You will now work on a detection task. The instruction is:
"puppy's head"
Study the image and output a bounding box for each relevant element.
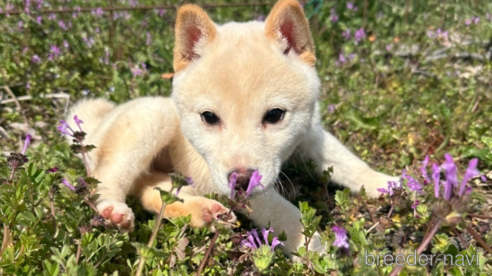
[171,0,320,195]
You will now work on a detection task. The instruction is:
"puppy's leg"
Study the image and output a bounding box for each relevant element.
[247,188,324,255]
[297,125,397,197]
[132,172,236,229]
[92,98,179,230]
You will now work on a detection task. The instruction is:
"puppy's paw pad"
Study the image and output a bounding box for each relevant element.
[202,201,236,224]
[97,200,135,231]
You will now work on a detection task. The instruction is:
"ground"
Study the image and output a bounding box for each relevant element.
[0,0,491,275]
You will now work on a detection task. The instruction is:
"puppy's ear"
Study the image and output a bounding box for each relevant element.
[174,4,217,72]
[265,0,316,66]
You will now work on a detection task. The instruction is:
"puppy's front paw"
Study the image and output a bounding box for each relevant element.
[97,200,135,231]
[164,197,236,230]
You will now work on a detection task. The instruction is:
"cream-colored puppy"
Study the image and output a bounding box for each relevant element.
[66,0,394,255]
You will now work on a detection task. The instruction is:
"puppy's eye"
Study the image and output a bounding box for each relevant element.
[201,111,220,125]
[263,108,285,124]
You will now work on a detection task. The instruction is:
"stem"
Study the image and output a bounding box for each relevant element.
[196,208,233,276]
[49,189,57,232]
[1,168,17,261]
[0,166,18,262]
[75,241,82,264]
[467,213,492,220]
[0,226,11,258]
[78,142,91,176]
[366,222,380,233]
[196,231,221,276]
[83,196,98,213]
[135,188,171,276]
[8,168,16,182]
[465,223,492,255]
[453,229,468,248]
[387,204,395,218]
[388,218,443,276]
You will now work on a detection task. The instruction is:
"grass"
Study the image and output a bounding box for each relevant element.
[1,0,492,275]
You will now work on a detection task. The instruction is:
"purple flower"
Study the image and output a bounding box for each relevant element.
[332,225,349,249]
[57,120,75,137]
[354,28,366,42]
[348,53,356,60]
[62,179,76,191]
[47,167,58,173]
[242,228,284,252]
[481,175,487,182]
[131,64,145,76]
[18,21,24,31]
[31,55,41,64]
[36,0,43,9]
[48,45,61,61]
[48,13,56,20]
[36,16,42,24]
[411,200,420,210]
[406,175,424,194]
[21,135,32,155]
[473,17,480,24]
[327,104,336,114]
[386,44,392,51]
[185,176,196,188]
[176,176,196,196]
[74,115,83,132]
[331,14,339,23]
[420,155,430,182]
[77,177,87,187]
[25,0,31,13]
[146,32,152,46]
[432,163,440,198]
[82,36,95,48]
[377,180,396,196]
[261,227,273,246]
[92,8,104,17]
[243,229,259,249]
[228,172,237,199]
[436,28,448,38]
[256,14,265,21]
[155,9,166,17]
[342,29,351,40]
[72,8,80,19]
[245,170,264,198]
[270,237,284,252]
[338,53,346,64]
[458,158,478,196]
[58,20,67,30]
[442,154,458,187]
[347,3,357,10]
[82,89,90,96]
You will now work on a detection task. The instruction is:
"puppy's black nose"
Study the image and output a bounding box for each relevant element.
[228,168,254,191]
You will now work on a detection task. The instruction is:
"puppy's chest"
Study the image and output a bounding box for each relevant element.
[152,147,174,173]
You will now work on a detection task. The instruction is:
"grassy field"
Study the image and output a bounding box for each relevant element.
[1,0,492,275]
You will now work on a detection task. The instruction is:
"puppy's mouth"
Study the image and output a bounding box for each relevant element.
[227,169,265,199]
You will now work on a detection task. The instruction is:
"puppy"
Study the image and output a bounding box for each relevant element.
[65,0,395,255]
